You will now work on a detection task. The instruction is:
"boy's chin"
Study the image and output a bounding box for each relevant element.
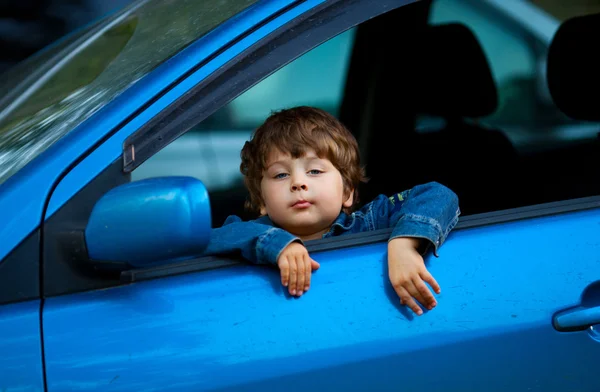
[282,219,329,237]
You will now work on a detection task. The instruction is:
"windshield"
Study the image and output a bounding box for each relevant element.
[0,0,258,185]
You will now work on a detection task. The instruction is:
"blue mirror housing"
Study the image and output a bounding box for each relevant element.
[85,177,211,268]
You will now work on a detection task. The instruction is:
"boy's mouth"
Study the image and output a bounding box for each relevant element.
[291,200,312,209]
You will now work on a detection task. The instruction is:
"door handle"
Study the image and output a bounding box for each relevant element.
[553,306,600,332]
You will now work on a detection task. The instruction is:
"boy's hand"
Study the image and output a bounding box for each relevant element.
[277,242,320,297]
[388,237,441,315]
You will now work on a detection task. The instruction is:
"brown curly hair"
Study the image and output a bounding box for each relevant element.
[240,106,367,215]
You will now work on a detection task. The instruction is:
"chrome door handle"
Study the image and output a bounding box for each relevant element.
[553,306,600,332]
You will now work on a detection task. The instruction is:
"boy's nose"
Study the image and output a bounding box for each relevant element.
[291,183,308,192]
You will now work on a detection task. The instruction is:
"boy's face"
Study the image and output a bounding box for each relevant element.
[260,149,354,240]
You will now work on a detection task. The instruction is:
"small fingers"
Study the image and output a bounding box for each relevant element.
[396,285,423,316]
[405,280,427,311]
[421,270,441,294]
[413,278,437,309]
[296,255,306,296]
[310,258,320,271]
[303,255,312,292]
[279,257,289,287]
[288,258,298,296]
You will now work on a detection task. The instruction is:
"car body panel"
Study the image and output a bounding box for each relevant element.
[0,0,310,263]
[0,301,44,392]
[43,209,600,390]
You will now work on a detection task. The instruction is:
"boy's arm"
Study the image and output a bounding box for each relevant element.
[202,215,301,265]
[203,216,317,297]
[378,181,460,255]
[372,182,459,315]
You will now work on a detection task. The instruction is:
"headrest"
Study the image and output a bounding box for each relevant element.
[412,23,498,118]
[547,13,600,121]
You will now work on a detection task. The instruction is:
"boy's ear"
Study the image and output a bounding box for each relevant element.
[343,189,354,208]
[259,205,267,215]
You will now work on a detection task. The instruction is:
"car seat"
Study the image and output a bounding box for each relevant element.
[547,13,600,123]
[348,23,520,215]
[542,12,600,202]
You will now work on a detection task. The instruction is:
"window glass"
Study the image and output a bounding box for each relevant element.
[133,28,357,192]
[428,0,599,153]
[224,28,355,127]
[430,0,537,129]
[0,0,258,185]
[420,0,600,213]
[134,0,600,223]
[528,0,600,21]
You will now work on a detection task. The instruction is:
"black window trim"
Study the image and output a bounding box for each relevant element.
[0,230,40,305]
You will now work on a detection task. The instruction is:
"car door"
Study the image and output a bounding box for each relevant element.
[0,235,44,392]
[39,2,600,392]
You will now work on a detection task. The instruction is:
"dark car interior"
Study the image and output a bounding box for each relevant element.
[208,0,600,227]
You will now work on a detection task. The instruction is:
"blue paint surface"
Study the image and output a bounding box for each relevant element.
[86,177,212,266]
[0,301,44,392]
[43,209,600,390]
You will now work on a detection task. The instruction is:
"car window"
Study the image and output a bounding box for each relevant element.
[0,0,258,186]
[427,0,599,153]
[133,28,357,192]
[203,27,356,129]
[404,0,600,215]
[429,0,539,129]
[528,0,600,20]
[133,0,600,226]
[0,18,104,106]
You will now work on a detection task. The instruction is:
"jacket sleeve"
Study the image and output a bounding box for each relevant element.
[201,215,301,265]
[371,182,460,256]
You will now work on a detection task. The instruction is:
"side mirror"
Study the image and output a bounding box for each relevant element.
[85,177,211,268]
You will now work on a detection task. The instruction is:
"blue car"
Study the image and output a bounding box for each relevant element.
[1,0,599,390]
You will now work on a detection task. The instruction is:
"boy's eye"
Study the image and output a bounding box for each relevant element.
[308,169,323,175]
[274,173,289,179]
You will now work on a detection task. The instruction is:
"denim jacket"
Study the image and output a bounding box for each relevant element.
[203,181,460,265]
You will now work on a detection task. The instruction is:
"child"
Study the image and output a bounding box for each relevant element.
[203,106,460,316]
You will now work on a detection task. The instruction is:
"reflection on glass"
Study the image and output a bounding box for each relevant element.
[0,0,258,185]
